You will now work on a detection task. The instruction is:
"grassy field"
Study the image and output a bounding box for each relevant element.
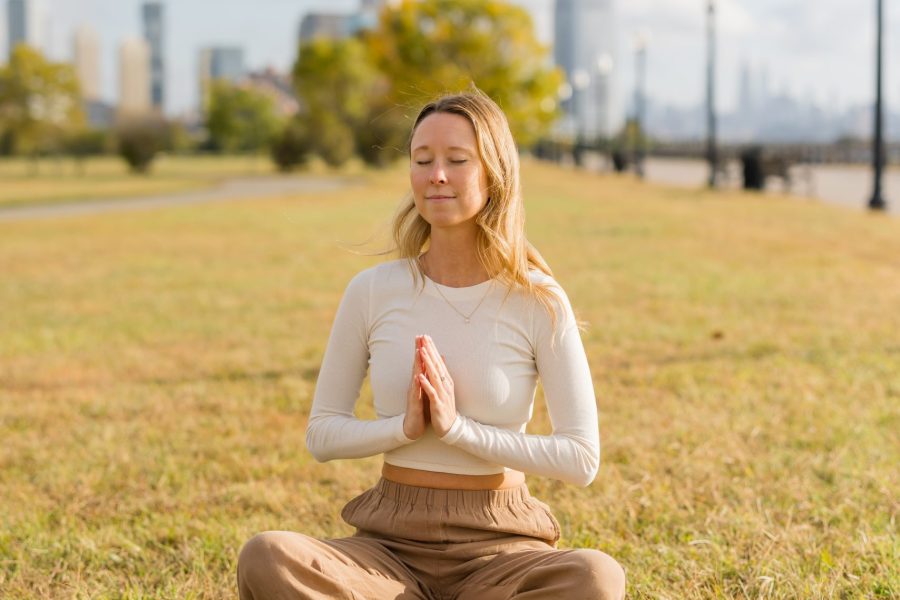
[0,155,278,208]
[1,160,897,598]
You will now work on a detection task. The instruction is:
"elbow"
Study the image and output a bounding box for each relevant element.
[304,421,331,463]
[572,460,599,487]
[566,439,600,487]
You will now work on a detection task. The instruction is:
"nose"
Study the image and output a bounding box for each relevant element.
[430,163,448,185]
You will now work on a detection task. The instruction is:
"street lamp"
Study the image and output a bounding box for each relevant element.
[633,31,650,179]
[706,0,718,188]
[869,0,887,210]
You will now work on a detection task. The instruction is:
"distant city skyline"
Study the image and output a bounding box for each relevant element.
[1,0,898,136]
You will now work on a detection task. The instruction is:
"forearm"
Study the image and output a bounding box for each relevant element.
[305,412,412,462]
[440,416,599,486]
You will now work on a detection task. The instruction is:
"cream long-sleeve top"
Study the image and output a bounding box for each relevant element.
[305,259,600,486]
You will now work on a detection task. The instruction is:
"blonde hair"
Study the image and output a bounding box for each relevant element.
[390,89,562,328]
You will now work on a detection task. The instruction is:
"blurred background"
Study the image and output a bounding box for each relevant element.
[1,0,898,213]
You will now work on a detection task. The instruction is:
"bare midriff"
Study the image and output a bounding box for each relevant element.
[382,463,526,490]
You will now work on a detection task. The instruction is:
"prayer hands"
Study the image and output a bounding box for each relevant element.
[402,335,458,440]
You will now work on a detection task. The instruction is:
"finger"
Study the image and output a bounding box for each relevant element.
[420,348,440,385]
[418,373,436,399]
[424,336,449,377]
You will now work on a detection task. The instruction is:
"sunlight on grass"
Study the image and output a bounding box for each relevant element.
[1,160,898,598]
[0,155,275,208]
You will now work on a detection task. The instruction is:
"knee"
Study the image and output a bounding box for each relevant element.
[237,531,292,585]
[569,549,626,600]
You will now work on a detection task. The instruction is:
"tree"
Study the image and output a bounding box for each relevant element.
[65,128,110,175]
[270,119,312,172]
[205,80,281,153]
[292,37,383,167]
[116,114,167,174]
[367,0,561,147]
[0,45,85,158]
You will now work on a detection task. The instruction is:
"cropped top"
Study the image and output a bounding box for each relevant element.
[305,259,600,486]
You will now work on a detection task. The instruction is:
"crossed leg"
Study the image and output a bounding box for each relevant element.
[237,530,431,600]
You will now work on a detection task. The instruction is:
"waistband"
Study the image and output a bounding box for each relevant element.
[373,477,533,509]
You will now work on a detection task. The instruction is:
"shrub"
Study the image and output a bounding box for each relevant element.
[116,115,167,174]
[270,119,312,172]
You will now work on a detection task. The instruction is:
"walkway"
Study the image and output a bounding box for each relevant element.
[0,174,357,222]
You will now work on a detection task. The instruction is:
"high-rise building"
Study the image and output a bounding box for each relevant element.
[553,0,616,139]
[298,13,353,46]
[5,0,48,59]
[6,0,28,58]
[73,25,100,101]
[142,2,165,110]
[119,36,151,114]
[198,46,246,108]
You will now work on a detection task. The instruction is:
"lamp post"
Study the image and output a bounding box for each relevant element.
[706,0,718,188]
[869,0,887,210]
[633,32,649,179]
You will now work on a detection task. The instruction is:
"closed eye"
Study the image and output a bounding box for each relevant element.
[450,159,468,164]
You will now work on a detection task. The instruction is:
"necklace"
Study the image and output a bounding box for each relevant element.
[418,256,493,324]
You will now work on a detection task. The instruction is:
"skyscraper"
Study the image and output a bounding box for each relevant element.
[6,0,28,58]
[298,13,353,46]
[553,0,616,139]
[142,1,165,110]
[197,46,246,108]
[74,25,100,101]
[119,36,151,115]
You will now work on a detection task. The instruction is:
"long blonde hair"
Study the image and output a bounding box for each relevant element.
[391,89,562,328]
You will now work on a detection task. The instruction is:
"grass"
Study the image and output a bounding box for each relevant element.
[0,159,898,598]
[0,155,277,208]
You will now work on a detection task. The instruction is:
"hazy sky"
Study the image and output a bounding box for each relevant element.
[2,0,897,120]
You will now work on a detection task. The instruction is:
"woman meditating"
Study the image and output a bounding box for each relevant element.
[237,90,626,599]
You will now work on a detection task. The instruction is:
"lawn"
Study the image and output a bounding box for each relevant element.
[0,155,275,208]
[0,160,897,598]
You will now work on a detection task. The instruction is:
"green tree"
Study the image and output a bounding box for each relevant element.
[0,45,84,158]
[367,0,561,147]
[292,37,384,167]
[116,114,167,174]
[205,81,281,153]
[65,128,110,176]
[270,119,313,172]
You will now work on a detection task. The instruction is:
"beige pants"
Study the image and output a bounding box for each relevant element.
[238,479,625,599]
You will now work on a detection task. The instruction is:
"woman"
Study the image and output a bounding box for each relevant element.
[238,90,626,599]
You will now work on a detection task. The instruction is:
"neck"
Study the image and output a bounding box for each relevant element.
[421,227,489,288]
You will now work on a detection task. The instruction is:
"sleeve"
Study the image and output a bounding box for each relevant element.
[305,269,415,462]
[439,283,600,486]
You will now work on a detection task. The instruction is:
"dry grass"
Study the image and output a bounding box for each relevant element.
[0,160,897,598]
[0,155,275,208]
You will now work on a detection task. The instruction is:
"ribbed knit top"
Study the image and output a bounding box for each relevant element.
[305,259,600,486]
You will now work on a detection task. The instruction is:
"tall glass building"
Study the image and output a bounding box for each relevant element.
[6,0,28,59]
[142,1,165,110]
[554,0,616,140]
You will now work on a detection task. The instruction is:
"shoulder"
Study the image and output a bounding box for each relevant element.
[526,269,568,303]
[525,269,578,335]
[343,259,416,298]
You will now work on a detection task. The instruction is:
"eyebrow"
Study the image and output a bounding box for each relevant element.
[411,145,475,154]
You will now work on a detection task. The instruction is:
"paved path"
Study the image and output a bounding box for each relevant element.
[0,174,357,222]
[641,157,899,216]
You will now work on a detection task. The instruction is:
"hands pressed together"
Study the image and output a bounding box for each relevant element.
[403,335,458,440]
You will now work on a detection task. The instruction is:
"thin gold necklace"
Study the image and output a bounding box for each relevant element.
[418,256,493,324]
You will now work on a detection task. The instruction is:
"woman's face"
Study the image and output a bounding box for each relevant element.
[410,112,489,230]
